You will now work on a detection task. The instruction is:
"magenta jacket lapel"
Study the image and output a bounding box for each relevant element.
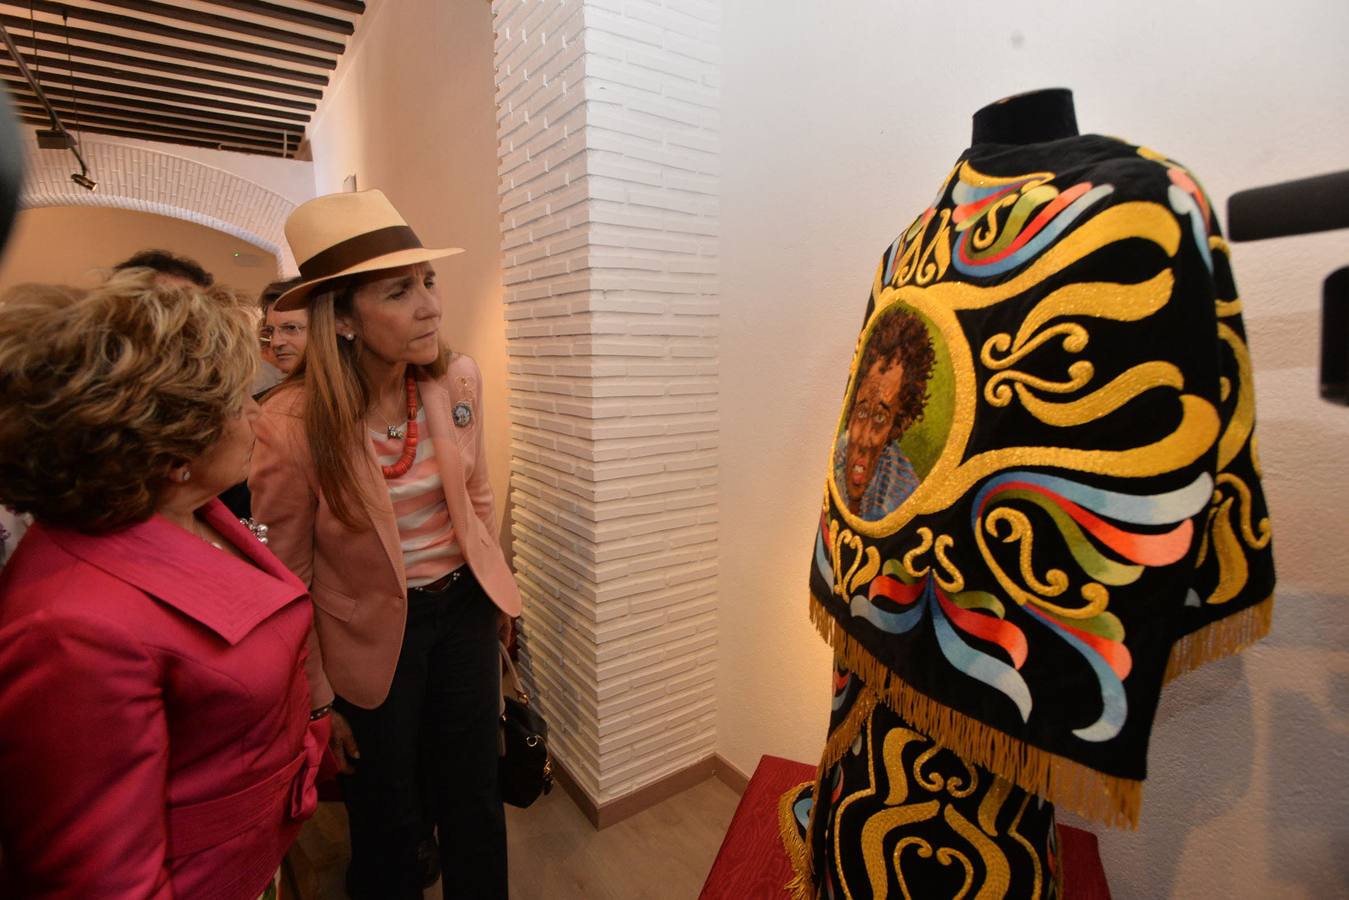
[50,499,308,645]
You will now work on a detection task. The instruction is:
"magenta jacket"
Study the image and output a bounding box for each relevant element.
[0,499,327,900]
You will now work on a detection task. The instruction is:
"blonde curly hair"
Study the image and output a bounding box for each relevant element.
[0,269,257,532]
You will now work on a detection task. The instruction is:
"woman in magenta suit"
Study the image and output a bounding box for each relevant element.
[0,272,328,899]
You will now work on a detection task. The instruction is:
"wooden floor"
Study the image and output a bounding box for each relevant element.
[292,776,742,900]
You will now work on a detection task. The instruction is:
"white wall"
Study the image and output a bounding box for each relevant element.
[306,0,512,538]
[717,1,1349,898]
[0,206,279,296]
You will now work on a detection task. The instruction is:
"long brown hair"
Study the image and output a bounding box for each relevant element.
[290,271,448,528]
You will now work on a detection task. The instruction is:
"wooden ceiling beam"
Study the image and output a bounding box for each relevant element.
[0,34,323,100]
[13,95,297,148]
[186,0,356,36]
[88,0,351,51]
[18,111,288,157]
[271,0,365,13]
[0,14,331,85]
[0,58,311,120]
[0,4,337,71]
[3,75,309,130]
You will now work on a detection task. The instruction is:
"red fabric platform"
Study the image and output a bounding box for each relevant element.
[700,755,1111,900]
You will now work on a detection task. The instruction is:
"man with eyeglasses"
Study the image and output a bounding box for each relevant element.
[220,278,303,519]
[260,279,309,376]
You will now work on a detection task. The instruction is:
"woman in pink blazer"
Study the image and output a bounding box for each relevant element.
[249,190,522,900]
[0,273,327,899]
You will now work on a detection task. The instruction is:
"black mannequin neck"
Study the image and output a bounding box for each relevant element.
[971,88,1079,145]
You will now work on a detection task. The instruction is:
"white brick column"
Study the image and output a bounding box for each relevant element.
[492,0,719,812]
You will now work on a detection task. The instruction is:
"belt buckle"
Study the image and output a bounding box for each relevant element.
[423,567,463,593]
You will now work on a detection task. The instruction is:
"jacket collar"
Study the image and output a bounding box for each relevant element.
[48,499,308,645]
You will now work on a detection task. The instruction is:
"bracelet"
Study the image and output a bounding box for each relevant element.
[309,703,333,721]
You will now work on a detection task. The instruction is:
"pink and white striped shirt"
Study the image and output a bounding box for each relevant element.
[370,403,464,588]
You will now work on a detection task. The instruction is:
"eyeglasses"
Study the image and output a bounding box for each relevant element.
[259,323,306,348]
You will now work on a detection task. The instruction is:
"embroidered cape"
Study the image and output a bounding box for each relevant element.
[806,134,1275,828]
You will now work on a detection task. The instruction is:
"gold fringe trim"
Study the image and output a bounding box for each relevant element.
[810,593,1144,830]
[818,685,881,782]
[1164,595,1274,684]
[779,780,817,900]
[794,676,881,882]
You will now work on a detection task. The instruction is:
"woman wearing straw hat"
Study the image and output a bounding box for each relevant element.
[250,190,521,899]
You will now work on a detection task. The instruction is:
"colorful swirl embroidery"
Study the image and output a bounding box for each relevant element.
[949,164,1114,277]
[970,470,1212,741]
[817,517,1034,723]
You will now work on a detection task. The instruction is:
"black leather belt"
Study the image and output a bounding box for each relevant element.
[413,566,467,594]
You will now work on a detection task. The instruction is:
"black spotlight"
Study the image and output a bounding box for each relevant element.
[70,171,96,191]
[36,128,72,150]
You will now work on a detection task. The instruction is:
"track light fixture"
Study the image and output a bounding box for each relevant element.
[0,20,95,192]
[35,129,71,150]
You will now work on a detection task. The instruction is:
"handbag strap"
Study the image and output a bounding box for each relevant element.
[500,641,529,704]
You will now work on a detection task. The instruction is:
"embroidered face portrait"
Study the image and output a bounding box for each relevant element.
[835,306,936,520]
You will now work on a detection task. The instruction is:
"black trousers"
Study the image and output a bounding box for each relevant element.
[336,571,507,900]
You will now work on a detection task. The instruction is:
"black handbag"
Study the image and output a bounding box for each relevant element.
[499,643,553,808]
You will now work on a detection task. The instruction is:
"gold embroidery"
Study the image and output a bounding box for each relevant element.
[933,535,966,593]
[1216,473,1273,550]
[945,805,1012,899]
[833,720,882,900]
[1015,361,1184,429]
[951,394,1218,497]
[921,203,1181,312]
[958,161,1056,190]
[985,360,1095,407]
[882,728,929,805]
[902,527,935,580]
[976,776,1012,837]
[982,322,1088,371]
[1216,323,1255,471]
[912,743,979,799]
[1006,794,1044,899]
[975,505,1117,622]
[985,508,1070,599]
[894,210,954,288]
[853,546,882,594]
[862,802,941,897]
[1013,271,1174,350]
[1206,497,1247,605]
[1196,474,1270,605]
[893,837,938,900]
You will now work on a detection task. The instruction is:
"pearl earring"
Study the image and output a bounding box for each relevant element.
[179,469,191,482]
[343,333,355,342]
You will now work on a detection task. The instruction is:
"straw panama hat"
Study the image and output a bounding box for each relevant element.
[273,189,463,311]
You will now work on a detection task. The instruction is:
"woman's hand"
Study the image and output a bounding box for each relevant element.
[328,709,360,774]
[497,609,514,645]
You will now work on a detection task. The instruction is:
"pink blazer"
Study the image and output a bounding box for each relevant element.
[0,500,326,900]
[249,354,522,710]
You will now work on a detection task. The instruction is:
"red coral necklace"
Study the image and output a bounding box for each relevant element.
[376,377,419,479]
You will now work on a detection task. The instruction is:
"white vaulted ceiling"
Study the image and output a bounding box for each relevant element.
[0,0,367,158]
